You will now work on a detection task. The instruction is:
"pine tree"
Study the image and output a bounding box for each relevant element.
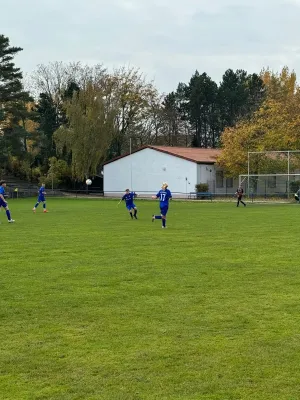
[187,71,219,148]
[0,34,29,106]
[0,34,32,166]
[218,69,265,130]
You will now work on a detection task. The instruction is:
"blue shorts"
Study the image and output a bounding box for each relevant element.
[126,203,136,210]
[0,199,7,208]
[160,206,169,216]
[38,196,45,202]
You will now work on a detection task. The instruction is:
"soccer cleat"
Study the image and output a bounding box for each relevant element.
[8,219,15,223]
[32,208,36,213]
[152,215,155,222]
[43,210,48,213]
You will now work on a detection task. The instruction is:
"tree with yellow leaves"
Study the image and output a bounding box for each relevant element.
[218,67,300,177]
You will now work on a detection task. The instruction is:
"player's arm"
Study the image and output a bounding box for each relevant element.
[152,192,160,199]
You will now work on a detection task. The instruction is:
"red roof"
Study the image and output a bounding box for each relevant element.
[103,145,221,165]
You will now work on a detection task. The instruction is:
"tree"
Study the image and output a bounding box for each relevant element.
[107,67,158,157]
[31,62,106,102]
[0,35,29,105]
[35,93,59,160]
[43,156,72,188]
[218,67,300,177]
[186,71,219,148]
[218,69,265,131]
[0,34,32,167]
[160,92,181,146]
[54,82,116,180]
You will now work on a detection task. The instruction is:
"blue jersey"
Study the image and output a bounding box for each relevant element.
[122,192,136,206]
[0,186,7,207]
[156,189,172,207]
[39,187,45,196]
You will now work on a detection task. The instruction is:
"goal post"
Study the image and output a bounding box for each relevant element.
[241,150,300,199]
[239,174,300,199]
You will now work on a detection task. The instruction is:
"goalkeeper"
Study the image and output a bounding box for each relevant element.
[295,188,300,203]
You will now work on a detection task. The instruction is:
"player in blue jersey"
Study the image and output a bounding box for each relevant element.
[152,182,172,228]
[0,180,15,223]
[121,189,138,219]
[33,183,48,213]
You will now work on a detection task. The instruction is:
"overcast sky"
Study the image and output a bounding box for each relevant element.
[2,0,300,93]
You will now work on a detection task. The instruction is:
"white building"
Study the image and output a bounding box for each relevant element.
[103,146,238,197]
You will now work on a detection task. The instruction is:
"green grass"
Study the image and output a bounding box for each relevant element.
[1,198,300,400]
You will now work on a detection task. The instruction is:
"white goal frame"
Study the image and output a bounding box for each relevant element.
[241,150,300,198]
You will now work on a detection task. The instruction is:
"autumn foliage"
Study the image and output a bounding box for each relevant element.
[218,67,300,176]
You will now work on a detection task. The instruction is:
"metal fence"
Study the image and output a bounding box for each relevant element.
[5,186,297,202]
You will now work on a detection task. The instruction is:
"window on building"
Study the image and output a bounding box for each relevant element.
[226,177,233,188]
[216,171,224,188]
[268,176,276,188]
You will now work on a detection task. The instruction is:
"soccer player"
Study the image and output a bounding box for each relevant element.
[296,187,300,204]
[121,189,138,219]
[0,180,15,223]
[33,183,48,213]
[235,185,246,207]
[152,182,172,228]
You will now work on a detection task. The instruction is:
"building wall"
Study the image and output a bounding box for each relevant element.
[251,176,297,196]
[197,164,238,194]
[104,148,198,196]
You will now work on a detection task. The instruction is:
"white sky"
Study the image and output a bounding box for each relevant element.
[2,0,300,93]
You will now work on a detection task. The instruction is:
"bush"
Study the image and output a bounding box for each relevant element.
[31,167,42,183]
[195,183,209,192]
[41,157,72,189]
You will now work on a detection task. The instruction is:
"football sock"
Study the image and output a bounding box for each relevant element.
[6,210,11,221]
[134,209,137,218]
[162,218,166,227]
[43,203,46,209]
[34,202,39,208]
[130,212,133,219]
[155,215,162,219]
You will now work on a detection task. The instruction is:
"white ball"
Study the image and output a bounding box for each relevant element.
[86,179,92,186]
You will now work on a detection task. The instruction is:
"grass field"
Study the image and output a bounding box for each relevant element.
[1,198,300,400]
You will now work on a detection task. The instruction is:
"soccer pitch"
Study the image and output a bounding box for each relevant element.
[1,198,300,400]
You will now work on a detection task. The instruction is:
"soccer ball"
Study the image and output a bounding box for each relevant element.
[86,179,92,186]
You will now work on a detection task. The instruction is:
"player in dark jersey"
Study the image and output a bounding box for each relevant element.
[296,188,300,203]
[235,185,246,207]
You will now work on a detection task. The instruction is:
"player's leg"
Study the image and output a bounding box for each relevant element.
[4,205,14,222]
[33,200,40,211]
[161,207,168,228]
[42,200,48,213]
[240,197,246,207]
[237,196,240,207]
[127,205,133,219]
[133,204,137,219]
[152,207,162,222]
